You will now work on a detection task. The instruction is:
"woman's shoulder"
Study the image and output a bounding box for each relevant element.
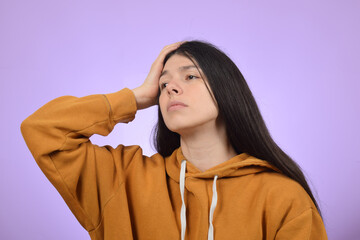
[258,171,312,198]
[254,170,319,214]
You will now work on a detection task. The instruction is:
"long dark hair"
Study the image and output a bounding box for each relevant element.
[153,40,321,216]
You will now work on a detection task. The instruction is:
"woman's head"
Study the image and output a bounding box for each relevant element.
[154,40,255,156]
[153,40,322,216]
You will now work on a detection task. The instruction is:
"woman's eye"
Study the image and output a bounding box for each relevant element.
[187,75,198,80]
[161,82,168,89]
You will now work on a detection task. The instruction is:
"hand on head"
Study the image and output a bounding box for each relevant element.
[132,41,186,110]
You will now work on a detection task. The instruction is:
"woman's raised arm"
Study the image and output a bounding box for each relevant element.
[21,88,140,231]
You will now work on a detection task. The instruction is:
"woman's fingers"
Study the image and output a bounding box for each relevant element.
[149,41,185,81]
[133,41,185,109]
[152,41,185,69]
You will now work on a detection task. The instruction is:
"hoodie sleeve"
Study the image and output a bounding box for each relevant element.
[275,208,328,239]
[20,88,140,232]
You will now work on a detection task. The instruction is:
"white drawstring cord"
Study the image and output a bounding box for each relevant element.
[208,175,218,240]
[180,160,187,240]
[180,160,218,240]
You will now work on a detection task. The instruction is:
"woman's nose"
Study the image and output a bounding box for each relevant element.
[166,81,182,95]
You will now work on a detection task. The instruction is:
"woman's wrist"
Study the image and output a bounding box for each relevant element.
[131,87,149,110]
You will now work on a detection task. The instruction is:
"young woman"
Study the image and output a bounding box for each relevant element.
[21,41,327,239]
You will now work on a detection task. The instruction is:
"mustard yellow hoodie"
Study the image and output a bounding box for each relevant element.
[21,88,327,240]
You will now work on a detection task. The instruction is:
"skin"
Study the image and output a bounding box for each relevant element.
[132,42,237,172]
[158,54,218,135]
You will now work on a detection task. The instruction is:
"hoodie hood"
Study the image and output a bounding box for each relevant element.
[165,146,281,182]
[165,147,281,240]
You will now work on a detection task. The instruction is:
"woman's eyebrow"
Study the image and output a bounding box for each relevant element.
[160,65,198,78]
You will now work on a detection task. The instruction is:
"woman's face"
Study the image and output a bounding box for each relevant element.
[159,54,219,135]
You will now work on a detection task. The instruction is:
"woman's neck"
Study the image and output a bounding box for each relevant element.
[179,120,237,172]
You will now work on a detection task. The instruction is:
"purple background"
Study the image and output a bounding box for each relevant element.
[1,0,359,239]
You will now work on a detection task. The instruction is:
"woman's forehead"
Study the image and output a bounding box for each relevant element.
[163,54,203,76]
[164,54,196,68]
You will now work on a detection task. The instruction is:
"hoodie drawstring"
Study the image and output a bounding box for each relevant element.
[180,160,187,240]
[180,160,218,240]
[208,174,218,240]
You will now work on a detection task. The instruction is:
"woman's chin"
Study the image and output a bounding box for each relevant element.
[167,125,200,137]
[166,123,192,135]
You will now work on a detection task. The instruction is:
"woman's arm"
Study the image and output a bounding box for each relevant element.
[21,88,139,231]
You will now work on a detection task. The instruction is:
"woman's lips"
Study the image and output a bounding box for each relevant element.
[167,101,188,111]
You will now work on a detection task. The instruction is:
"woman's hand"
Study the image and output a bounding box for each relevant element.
[132,41,184,110]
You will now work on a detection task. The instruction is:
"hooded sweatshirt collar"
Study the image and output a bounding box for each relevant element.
[165,146,280,182]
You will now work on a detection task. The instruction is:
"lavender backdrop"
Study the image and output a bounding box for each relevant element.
[1,0,359,239]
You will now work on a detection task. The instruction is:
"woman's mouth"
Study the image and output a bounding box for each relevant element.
[167,101,188,111]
